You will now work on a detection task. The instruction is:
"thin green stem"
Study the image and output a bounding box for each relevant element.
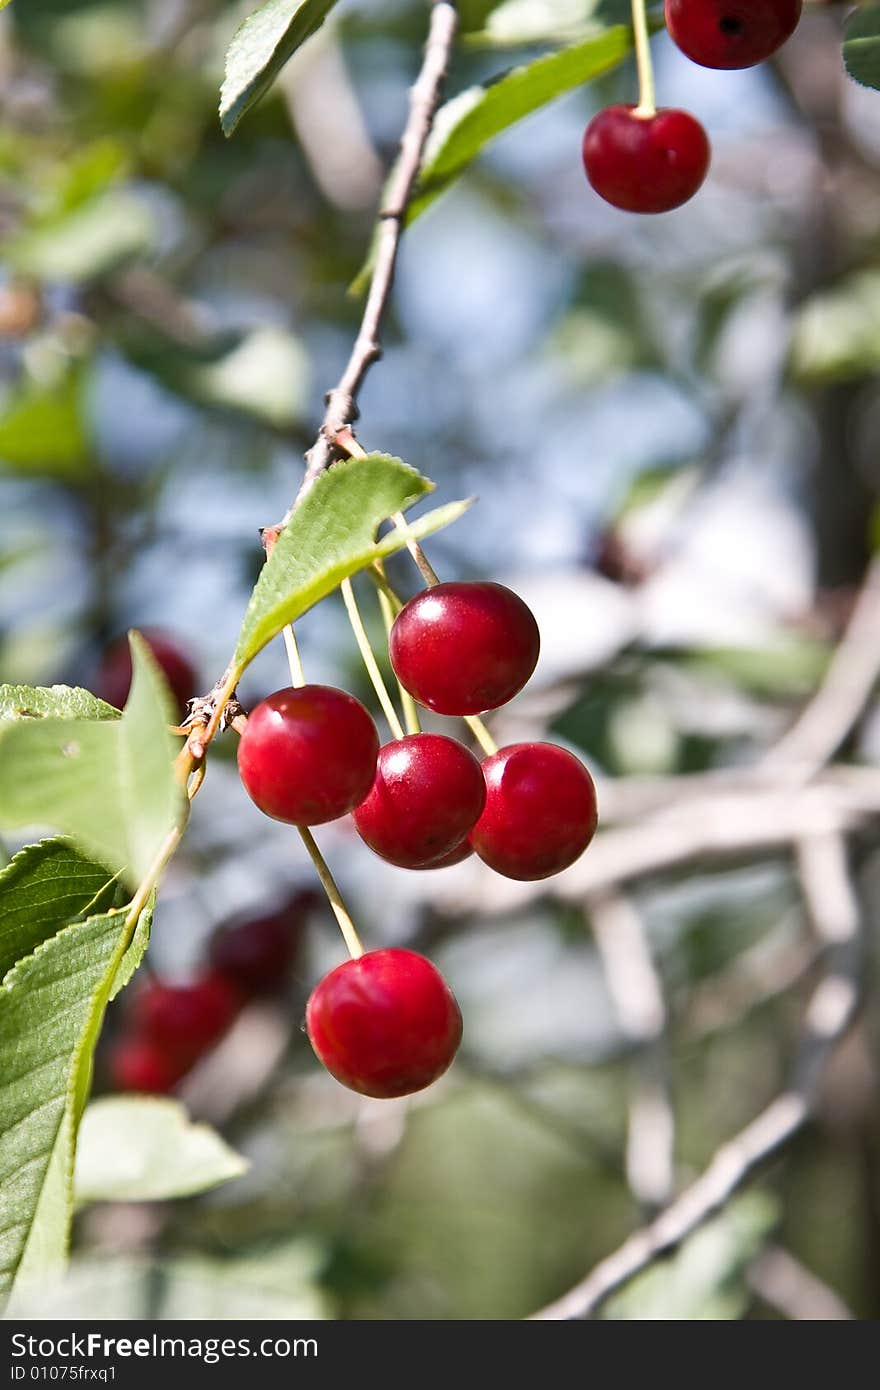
[341,576,405,740]
[283,625,306,688]
[378,585,421,735]
[631,0,656,117]
[464,715,498,758]
[298,827,364,959]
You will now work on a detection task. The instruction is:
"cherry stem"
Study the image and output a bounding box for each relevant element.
[631,0,656,118]
[376,579,421,735]
[283,625,306,688]
[341,576,406,740]
[297,826,365,959]
[464,715,498,758]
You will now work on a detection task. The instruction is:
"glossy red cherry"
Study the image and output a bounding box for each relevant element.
[132,971,240,1064]
[390,582,539,716]
[352,733,486,869]
[470,743,598,881]
[238,685,379,826]
[108,1036,186,1094]
[210,896,309,997]
[94,629,196,719]
[306,948,462,1098]
[582,105,710,214]
[666,0,801,69]
[412,839,474,871]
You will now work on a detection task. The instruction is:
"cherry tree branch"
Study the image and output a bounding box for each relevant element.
[531,832,862,1319]
[292,0,459,510]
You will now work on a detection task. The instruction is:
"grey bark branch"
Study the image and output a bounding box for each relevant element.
[292,1,458,512]
[531,832,862,1320]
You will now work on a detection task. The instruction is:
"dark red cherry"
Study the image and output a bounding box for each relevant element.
[210,896,309,997]
[306,948,462,1098]
[131,971,240,1064]
[412,839,474,870]
[389,581,539,716]
[238,685,379,826]
[666,0,801,69]
[108,1036,186,1094]
[470,743,598,881]
[582,105,710,214]
[352,733,486,869]
[94,629,196,719]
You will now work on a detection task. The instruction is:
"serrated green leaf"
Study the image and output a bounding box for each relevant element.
[220,0,340,136]
[350,27,632,295]
[232,453,470,670]
[0,366,92,483]
[0,840,118,983]
[843,4,880,90]
[74,1097,248,1205]
[0,685,120,724]
[0,636,184,889]
[0,906,133,1302]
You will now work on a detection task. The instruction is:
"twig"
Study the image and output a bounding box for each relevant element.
[747,1244,854,1321]
[293,1,459,507]
[531,832,862,1319]
[589,892,673,1212]
[762,556,880,781]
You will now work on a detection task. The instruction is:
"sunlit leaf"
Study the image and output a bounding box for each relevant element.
[221,0,340,136]
[75,1098,247,1204]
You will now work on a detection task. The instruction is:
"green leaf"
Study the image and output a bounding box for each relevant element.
[351,27,632,293]
[0,906,133,1302]
[233,453,470,671]
[7,190,160,284]
[0,366,92,483]
[221,0,340,136]
[602,1194,778,1320]
[843,4,880,90]
[74,1097,248,1205]
[0,840,118,983]
[0,636,184,889]
[129,325,311,429]
[0,685,120,724]
[790,271,880,383]
[473,0,637,46]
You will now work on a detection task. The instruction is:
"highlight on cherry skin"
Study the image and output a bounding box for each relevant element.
[237,684,379,825]
[582,105,711,215]
[665,0,801,70]
[352,733,486,869]
[306,948,463,1099]
[389,581,540,716]
[470,742,599,882]
[93,627,197,720]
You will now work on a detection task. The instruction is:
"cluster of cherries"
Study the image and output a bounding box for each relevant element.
[92,581,598,1102]
[107,892,313,1094]
[582,0,802,213]
[236,580,598,1099]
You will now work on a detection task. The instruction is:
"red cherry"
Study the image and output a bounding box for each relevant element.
[470,743,598,881]
[412,839,474,871]
[390,582,540,716]
[131,971,241,1064]
[306,948,462,1098]
[238,685,379,826]
[582,105,710,214]
[665,0,801,69]
[94,629,196,720]
[352,733,486,869]
[210,897,308,996]
[108,1036,186,1094]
